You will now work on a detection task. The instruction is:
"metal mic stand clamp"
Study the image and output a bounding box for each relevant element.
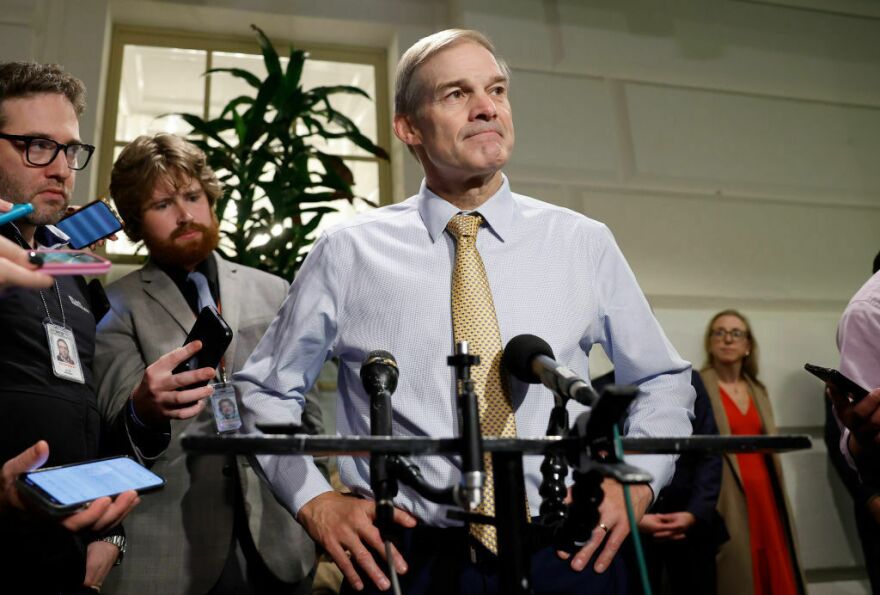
[377,342,488,516]
[538,385,654,551]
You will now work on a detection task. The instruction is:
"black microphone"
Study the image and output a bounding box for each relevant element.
[449,341,485,511]
[502,334,599,407]
[361,350,399,535]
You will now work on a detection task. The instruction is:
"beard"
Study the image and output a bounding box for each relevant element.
[144,219,220,270]
[0,169,69,226]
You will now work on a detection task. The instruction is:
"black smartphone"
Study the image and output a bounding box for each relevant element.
[17,456,164,515]
[55,199,124,249]
[171,305,233,388]
[804,363,869,402]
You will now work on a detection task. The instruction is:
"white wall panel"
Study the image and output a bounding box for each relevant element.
[509,71,620,180]
[461,0,880,106]
[625,83,880,202]
[562,188,879,303]
[781,446,866,571]
[0,24,34,61]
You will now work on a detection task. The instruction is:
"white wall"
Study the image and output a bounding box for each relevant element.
[2,0,877,590]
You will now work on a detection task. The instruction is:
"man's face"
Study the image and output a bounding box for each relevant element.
[219,400,235,419]
[0,93,79,226]
[140,174,219,269]
[396,42,514,183]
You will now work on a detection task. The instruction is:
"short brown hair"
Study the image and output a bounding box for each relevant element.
[0,62,86,127]
[394,29,511,117]
[110,133,223,241]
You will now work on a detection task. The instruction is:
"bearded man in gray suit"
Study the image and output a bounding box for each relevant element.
[94,133,320,595]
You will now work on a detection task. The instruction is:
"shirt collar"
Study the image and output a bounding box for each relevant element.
[37,225,70,249]
[0,223,69,249]
[417,174,518,243]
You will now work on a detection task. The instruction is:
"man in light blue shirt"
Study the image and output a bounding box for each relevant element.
[237,28,695,594]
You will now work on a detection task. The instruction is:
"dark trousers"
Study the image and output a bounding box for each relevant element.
[340,524,627,595]
[625,534,717,595]
[208,466,313,595]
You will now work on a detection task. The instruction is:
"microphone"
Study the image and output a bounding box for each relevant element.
[361,350,399,535]
[502,334,599,407]
[449,341,484,511]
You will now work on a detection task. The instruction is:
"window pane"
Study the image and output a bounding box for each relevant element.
[210,51,377,157]
[302,60,377,157]
[303,159,379,233]
[116,45,206,142]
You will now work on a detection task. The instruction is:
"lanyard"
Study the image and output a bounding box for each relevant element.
[10,225,67,327]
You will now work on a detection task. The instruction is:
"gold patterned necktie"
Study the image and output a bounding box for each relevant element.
[447,213,519,554]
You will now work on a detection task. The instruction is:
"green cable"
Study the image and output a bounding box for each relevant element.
[613,425,653,595]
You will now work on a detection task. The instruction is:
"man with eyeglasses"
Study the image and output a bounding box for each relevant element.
[0,61,143,594]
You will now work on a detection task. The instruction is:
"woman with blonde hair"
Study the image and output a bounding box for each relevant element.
[699,309,806,595]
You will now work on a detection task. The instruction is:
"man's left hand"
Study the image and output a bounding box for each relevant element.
[557,479,652,573]
[84,539,120,591]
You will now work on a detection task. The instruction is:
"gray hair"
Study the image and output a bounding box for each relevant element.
[394,29,511,116]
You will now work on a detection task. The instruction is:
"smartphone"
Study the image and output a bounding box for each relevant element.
[55,199,123,249]
[0,202,34,226]
[17,456,164,515]
[171,305,233,388]
[804,363,869,402]
[35,249,112,276]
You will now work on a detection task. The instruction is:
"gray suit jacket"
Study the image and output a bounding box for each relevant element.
[94,253,317,594]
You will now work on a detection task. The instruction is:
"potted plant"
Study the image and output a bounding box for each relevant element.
[174,25,388,280]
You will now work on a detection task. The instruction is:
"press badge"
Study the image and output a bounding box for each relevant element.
[45,322,85,384]
[210,383,241,433]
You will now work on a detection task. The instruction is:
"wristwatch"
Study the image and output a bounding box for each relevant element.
[100,534,127,565]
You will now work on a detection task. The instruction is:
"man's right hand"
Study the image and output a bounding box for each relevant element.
[130,341,216,427]
[297,491,417,592]
[1,441,140,532]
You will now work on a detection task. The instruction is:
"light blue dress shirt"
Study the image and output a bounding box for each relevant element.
[236,175,696,525]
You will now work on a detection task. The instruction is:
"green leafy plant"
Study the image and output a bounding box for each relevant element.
[173,24,388,280]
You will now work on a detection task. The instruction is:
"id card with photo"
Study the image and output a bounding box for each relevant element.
[210,383,241,433]
[45,322,84,384]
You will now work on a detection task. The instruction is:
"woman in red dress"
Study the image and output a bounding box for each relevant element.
[699,310,806,595]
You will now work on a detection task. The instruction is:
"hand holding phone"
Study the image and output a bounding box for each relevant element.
[171,306,233,387]
[16,455,161,515]
[3,441,140,532]
[129,340,218,427]
[804,363,869,402]
[55,199,123,250]
[34,249,112,276]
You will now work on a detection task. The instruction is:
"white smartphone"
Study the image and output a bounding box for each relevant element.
[17,455,164,515]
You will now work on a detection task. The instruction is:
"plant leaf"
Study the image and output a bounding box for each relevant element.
[205,67,262,90]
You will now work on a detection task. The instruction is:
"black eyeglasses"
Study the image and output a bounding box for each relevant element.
[0,132,95,171]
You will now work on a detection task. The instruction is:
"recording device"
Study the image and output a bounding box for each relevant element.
[35,249,112,276]
[55,199,123,249]
[503,334,599,407]
[804,363,869,403]
[171,305,233,388]
[0,202,34,225]
[361,350,399,535]
[17,455,164,515]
